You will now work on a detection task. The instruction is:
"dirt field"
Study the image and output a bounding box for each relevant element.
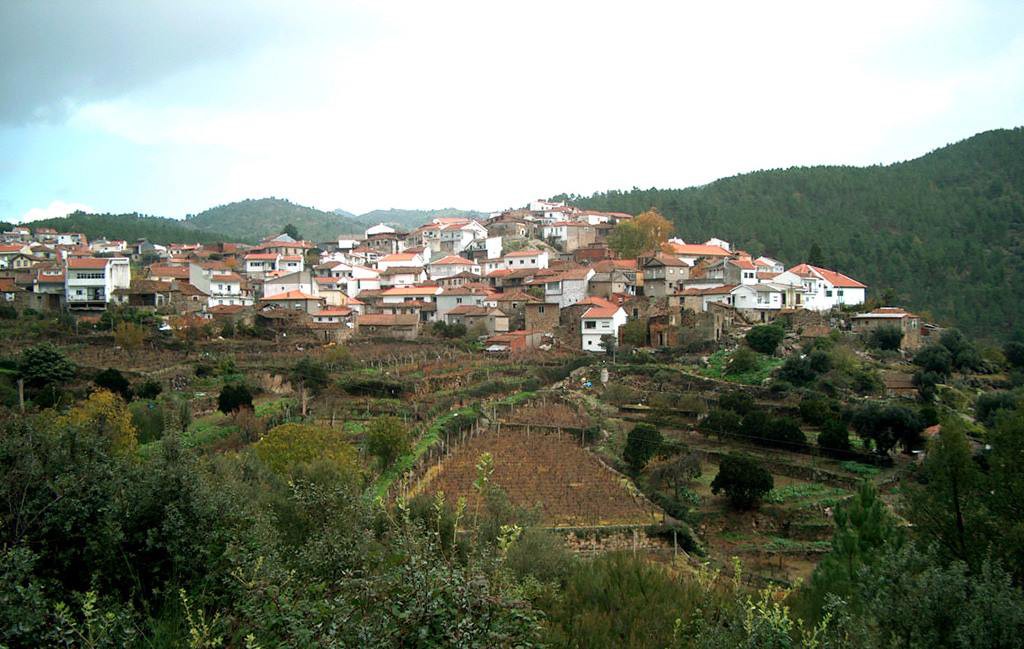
[416,427,661,527]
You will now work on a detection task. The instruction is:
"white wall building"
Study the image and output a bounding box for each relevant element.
[503,249,549,269]
[773,264,867,311]
[65,257,130,308]
[580,298,628,352]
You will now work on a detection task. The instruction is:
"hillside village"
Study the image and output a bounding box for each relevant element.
[0,199,925,355]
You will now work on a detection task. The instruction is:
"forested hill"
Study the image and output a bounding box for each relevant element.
[557,127,1024,339]
[355,208,486,230]
[24,212,231,245]
[186,198,364,242]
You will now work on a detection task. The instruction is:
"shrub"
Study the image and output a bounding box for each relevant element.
[799,397,837,426]
[602,382,639,406]
[711,454,774,509]
[717,391,755,416]
[0,305,16,320]
[818,418,851,454]
[218,383,253,414]
[746,325,784,354]
[134,379,163,400]
[364,415,412,470]
[1004,341,1024,369]
[976,391,1018,428]
[851,403,924,454]
[914,345,953,376]
[234,407,267,444]
[765,416,807,449]
[777,355,817,386]
[129,399,165,444]
[741,410,771,440]
[254,423,359,480]
[867,325,904,351]
[291,357,330,395]
[700,409,742,440]
[623,423,663,472]
[726,348,760,376]
[93,368,133,400]
[808,349,832,374]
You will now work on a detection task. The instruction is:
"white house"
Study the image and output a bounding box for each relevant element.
[428,255,481,280]
[773,264,867,311]
[754,256,785,273]
[189,264,252,307]
[580,297,628,352]
[65,257,130,308]
[379,266,428,287]
[539,267,595,309]
[57,233,86,247]
[264,270,318,300]
[244,253,280,278]
[503,249,549,269]
[435,285,491,321]
[365,223,395,237]
[663,239,732,265]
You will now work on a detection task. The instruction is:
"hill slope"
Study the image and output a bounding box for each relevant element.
[187,198,364,242]
[355,208,486,231]
[558,128,1024,338]
[25,211,231,245]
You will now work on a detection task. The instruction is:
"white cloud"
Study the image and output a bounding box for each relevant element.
[20,200,95,223]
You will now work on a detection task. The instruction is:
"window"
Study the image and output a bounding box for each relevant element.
[538,306,545,313]
[601,322,609,328]
[584,321,597,329]
[456,297,463,304]
[825,290,833,297]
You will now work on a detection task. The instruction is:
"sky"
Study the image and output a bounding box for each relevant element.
[1,0,1022,222]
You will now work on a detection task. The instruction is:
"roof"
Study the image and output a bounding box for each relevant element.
[280,255,303,262]
[379,266,425,276]
[358,313,419,326]
[261,290,320,301]
[430,254,475,265]
[207,305,246,315]
[447,304,492,316]
[492,290,542,303]
[786,264,867,289]
[681,284,739,296]
[853,307,919,319]
[545,267,593,282]
[0,278,24,292]
[113,280,175,295]
[380,252,419,262]
[382,285,440,296]
[245,253,279,261]
[646,253,689,268]
[211,272,242,282]
[67,257,111,269]
[663,242,731,257]
[504,249,545,258]
[316,307,353,316]
[757,271,780,280]
[442,285,490,296]
[0,244,27,253]
[728,258,756,270]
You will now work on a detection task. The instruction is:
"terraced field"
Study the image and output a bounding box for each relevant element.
[418,427,661,527]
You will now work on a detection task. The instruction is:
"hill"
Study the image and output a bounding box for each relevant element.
[557,127,1024,339]
[355,208,486,231]
[187,198,363,242]
[23,211,231,245]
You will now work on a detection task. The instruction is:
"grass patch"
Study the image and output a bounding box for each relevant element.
[765,483,847,505]
[697,349,783,385]
[840,461,880,477]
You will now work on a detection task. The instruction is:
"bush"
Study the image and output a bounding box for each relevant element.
[914,345,953,376]
[93,368,133,400]
[799,397,837,426]
[717,391,755,416]
[976,391,1018,428]
[777,355,817,386]
[764,416,807,449]
[726,348,760,376]
[291,357,330,395]
[867,325,904,351]
[129,399,165,444]
[1004,341,1024,369]
[602,382,639,406]
[746,325,784,354]
[217,383,253,414]
[134,379,163,400]
[364,416,411,470]
[623,423,663,472]
[0,305,16,320]
[699,409,742,440]
[711,454,774,509]
[851,403,924,454]
[818,418,851,454]
[254,422,359,480]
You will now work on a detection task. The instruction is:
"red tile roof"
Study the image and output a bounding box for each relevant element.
[67,257,110,269]
[664,242,731,257]
[430,255,475,265]
[787,264,866,289]
[262,290,319,301]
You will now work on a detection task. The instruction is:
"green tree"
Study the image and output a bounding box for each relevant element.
[18,342,76,391]
[807,242,826,267]
[726,347,759,375]
[620,319,647,347]
[914,344,953,376]
[606,221,647,258]
[364,415,411,470]
[282,223,300,239]
[746,324,784,354]
[217,383,253,414]
[818,418,851,454]
[254,422,359,479]
[717,391,755,415]
[623,423,662,472]
[866,325,903,351]
[903,419,990,569]
[1003,340,1024,369]
[291,357,330,395]
[801,482,903,618]
[710,454,773,510]
[93,368,133,400]
[699,409,742,440]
